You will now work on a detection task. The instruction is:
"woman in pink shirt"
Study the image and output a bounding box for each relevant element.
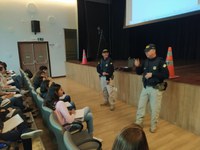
[45,83,94,135]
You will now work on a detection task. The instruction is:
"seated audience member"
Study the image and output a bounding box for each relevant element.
[32,70,46,90]
[0,62,32,112]
[38,65,51,80]
[39,66,48,73]
[0,108,43,150]
[40,80,51,99]
[33,66,48,94]
[40,80,75,110]
[0,94,31,113]
[45,83,93,135]
[0,61,24,90]
[112,124,149,150]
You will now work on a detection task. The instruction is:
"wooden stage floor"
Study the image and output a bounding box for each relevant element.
[49,77,200,150]
[69,60,200,85]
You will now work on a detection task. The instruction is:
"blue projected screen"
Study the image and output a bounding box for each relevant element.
[125,0,200,27]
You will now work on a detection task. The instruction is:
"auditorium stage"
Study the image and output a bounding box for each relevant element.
[65,60,200,135]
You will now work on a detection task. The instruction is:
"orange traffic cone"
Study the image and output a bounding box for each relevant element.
[166,47,179,79]
[81,49,88,65]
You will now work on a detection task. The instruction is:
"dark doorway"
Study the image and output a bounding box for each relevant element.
[64,29,78,60]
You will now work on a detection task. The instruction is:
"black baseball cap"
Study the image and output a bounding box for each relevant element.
[144,44,156,52]
[102,49,109,53]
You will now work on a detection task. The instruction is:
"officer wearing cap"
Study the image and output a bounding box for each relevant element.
[134,44,169,133]
[96,49,115,111]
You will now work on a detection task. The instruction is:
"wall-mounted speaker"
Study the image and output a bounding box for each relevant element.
[31,20,40,34]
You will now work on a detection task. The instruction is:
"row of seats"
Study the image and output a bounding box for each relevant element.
[20,69,102,150]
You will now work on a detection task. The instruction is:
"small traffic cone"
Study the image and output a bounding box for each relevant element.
[81,49,88,65]
[166,47,179,79]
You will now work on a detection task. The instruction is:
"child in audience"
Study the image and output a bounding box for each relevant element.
[112,124,149,150]
[0,61,24,89]
[40,80,51,99]
[41,80,75,110]
[0,108,43,150]
[0,61,32,112]
[32,70,47,90]
[0,94,32,113]
[45,83,93,135]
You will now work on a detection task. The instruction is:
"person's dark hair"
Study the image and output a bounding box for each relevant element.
[39,66,48,71]
[24,69,33,78]
[0,62,7,70]
[0,66,3,72]
[112,124,149,150]
[40,80,50,93]
[45,82,61,110]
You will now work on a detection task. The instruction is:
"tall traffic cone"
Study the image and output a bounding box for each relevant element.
[81,49,88,65]
[166,47,179,79]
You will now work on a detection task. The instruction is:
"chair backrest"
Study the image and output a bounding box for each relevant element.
[63,130,102,150]
[19,68,24,76]
[49,113,66,150]
[31,90,38,104]
[41,104,52,127]
[27,80,34,91]
[63,131,79,150]
[37,95,44,110]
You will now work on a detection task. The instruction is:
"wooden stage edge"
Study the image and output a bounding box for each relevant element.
[65,61,200,135]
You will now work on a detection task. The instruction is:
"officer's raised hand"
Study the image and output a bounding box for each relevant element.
[103,72,109,76]
[145,73,152,79]
[134,58,140,67]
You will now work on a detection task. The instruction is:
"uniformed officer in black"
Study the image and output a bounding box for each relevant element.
[97,49,115,111]
[134,44,169,133]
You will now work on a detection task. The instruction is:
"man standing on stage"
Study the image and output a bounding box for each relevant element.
[134,44,169,133]
[97,49,115,111]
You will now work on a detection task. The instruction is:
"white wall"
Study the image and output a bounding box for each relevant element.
[0,0,77,77]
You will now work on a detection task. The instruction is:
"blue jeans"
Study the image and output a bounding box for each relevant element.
[12,75,24,89]
[83,107,93,134]
[9,97,25,110]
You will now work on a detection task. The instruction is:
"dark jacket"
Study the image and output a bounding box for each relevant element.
[136,57,169,88]
[0,110,9,130]
[97,57,114,81]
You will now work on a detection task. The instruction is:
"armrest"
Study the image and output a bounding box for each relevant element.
[77,138,102,150]
[63,122,83,134]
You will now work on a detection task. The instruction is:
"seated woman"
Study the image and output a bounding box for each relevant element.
[45,83,93,135]
[40,80,75,110]
[112,124,149,150]
[0,89,32,113]
[0,61,24,89]
[0,107,43,150]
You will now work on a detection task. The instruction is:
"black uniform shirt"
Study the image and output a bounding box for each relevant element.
[136,57,169,88]
[96,57,114,81]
